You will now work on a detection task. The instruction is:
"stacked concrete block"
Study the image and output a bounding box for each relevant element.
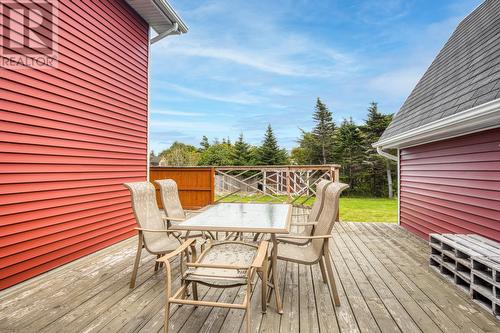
[429,234,500,319]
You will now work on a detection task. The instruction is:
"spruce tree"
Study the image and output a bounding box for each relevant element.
[362,102,395,198]
[312,98,336,164]
[257,124,288,165]
[200,135,210,151]
[231,133,253,165]
[335,118,365,192]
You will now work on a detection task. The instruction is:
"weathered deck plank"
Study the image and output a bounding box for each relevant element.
[1,222,498,333]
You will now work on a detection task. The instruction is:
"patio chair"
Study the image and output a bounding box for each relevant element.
[124,181,186,289]
[155,179,208,239]
[282,179,332,246]
[252,179,332,243]
[157,239,269,333]
[275,182,348,306]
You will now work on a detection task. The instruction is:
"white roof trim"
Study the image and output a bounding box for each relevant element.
[152,0,188,33]
[125,0,188,37]
[374,98,500,149]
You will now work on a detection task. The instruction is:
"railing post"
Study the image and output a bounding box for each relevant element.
[286,167,291,201]
[263,170,267,195]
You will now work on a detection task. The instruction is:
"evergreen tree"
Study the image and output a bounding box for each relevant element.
[335,118,365,192]
[257,124,288,165]
[362,102,395,198]
[200,136,210,151]
[293,130,317,164]
[231,133,253,165]
[312,98,336,164]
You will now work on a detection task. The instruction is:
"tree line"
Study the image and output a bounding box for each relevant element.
[154,98,396,197]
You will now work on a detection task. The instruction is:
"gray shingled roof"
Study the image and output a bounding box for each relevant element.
[379,0,500,141]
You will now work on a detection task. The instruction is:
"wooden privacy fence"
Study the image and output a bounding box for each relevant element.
[215,165,341,205]
[149,167,215,209]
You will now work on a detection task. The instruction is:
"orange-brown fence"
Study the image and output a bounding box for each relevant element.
[149,167,215,209]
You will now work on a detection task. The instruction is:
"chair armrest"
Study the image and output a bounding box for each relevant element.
[251,241,269,268]
[277,234,332,240]
[162,216,185,222]
[157,238,196,263]
[291,222,318,227]
[135,227,178,233]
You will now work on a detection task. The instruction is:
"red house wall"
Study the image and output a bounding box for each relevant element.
[399,128,500,242]
[0,1,148,289]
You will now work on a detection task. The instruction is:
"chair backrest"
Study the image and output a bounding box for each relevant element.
[155,179,186,220]
[312,182,349,255]
[309,179,332,222]
[124,181,166,252]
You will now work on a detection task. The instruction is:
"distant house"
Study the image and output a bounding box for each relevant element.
[374,0,500,241]
[0,0,187,289]
[150,153,162,167]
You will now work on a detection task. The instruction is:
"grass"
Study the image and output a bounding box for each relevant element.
[217,194,398,223]
[338,197,397,223]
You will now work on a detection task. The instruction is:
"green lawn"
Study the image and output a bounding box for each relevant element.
[216,195,398,223]
[338,197,397,223]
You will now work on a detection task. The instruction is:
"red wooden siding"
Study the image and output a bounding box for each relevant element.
[0,0,149,289]
[399,128,500,241]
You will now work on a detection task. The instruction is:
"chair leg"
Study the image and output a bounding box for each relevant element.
[323,250,340,306]
[261,257,268,313]
[318,256,328,283]
[163,298,171,333]
[163,261,173,333]
[192,282,198,301]
[130,235,143,289]
[246,285,252,333]
[155,255,161,272]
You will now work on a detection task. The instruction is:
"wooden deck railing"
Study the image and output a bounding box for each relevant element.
[149,165,341,208]
[214,164,341,205]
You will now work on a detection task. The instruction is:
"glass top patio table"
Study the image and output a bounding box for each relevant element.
[170,203,292,234]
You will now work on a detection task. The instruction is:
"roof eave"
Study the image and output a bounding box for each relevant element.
[152,0,188,33]
[373,98,500,149]
[125,0,188,37]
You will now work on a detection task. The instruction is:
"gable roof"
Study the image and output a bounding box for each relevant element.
[377,0,500,147]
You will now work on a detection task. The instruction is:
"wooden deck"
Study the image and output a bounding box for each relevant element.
[1,222,499,333]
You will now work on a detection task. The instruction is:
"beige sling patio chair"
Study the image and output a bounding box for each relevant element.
[157,239,269,333]
[275,182,348,306]
[124,181,186,289]
[282,179,332,246]
[252,179,332,243]
[155,179,208,239]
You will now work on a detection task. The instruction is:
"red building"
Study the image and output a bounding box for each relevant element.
[375,0,500,242]
[0,0,187,290]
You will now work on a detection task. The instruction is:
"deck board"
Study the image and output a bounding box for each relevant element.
[1,222,499,333]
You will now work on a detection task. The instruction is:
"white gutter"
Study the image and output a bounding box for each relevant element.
[373,98,500,149]
[376,147,398,161]
[150,22,179,44]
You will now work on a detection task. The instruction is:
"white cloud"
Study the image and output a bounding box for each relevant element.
[157,36,357,79]
[160,44,308,76]
[150,120,228,133]
[367,66,425,98]
[150,109,204,117]
[161,82,263,105]
[268,87,295,96]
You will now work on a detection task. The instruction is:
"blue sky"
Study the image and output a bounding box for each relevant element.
[149,0,482,153]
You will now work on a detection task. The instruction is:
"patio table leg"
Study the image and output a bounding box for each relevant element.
[270,234,283,314]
